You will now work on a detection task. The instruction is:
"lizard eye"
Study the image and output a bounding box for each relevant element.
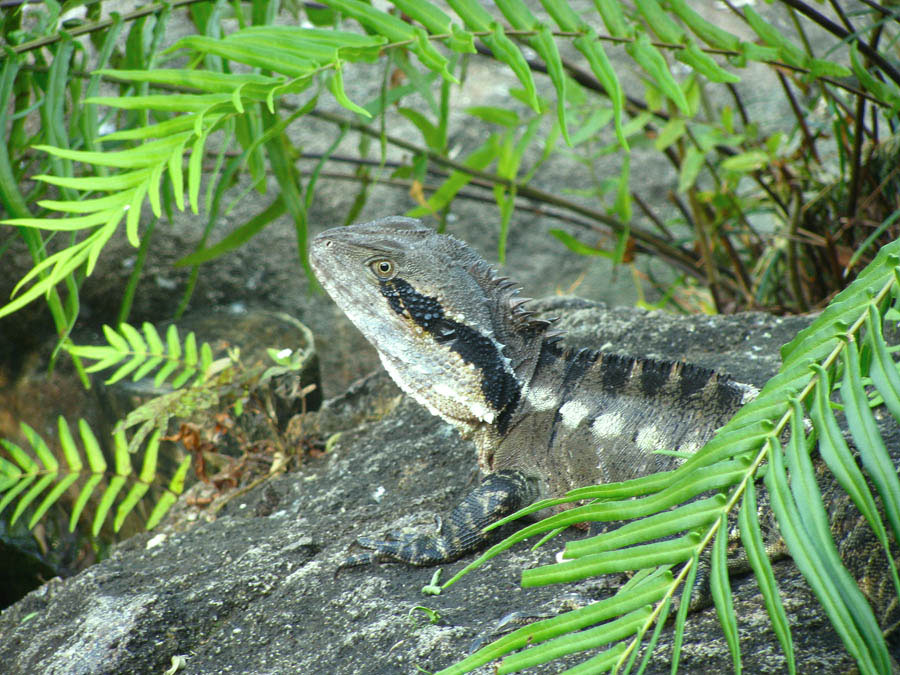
[369,259,396,279]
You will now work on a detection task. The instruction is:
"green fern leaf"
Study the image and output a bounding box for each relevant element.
[0,456,21,482]
[390,0,453,35]
[146,490,178,531]
[165,36,314,78]
[11,473,56,525]
[499,607,653,673]
[102,324,129,352]
[562,643,630,674]
[37,192,131,214]
[95,68,282,93]
[154,359,180,388]
[30,168,152,192]
[33,135,191,169]
[132,356,165,384]
[28,473,80,529]
[165,324,182,361]
[171,367,197,389]
[811,363,896,583]
[137,430,161,484]
[523,534,700,588]
[1,439,37,473]
[105,353,146,385]
[114,482,150,532]
[69,474,103,532]
[57,415,83,474]
[670,552,700,673]
[768,430,888,674]
[146,455,192,529]
[710,514,741,673]
[143,322,165,355]
[92,476,127,536]
[738,480,795,674]
[78,419,107,473]
[113,430,133,476]
[168,136,188,212]
[0,474,36,519]
[565,494,724,556]
[841,339,900,548]
[20,422,58,473]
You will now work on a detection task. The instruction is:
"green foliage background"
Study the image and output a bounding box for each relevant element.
[1,0,900,672]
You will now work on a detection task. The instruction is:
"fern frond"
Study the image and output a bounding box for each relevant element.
[67,322,219,387]
[0,417,190,535]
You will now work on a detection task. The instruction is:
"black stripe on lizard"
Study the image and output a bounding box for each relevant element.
[378,277,521,435]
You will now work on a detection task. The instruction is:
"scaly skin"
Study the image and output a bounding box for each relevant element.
[309,217,756,566]
[311,217,900,658]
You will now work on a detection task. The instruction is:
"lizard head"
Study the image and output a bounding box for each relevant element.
[310,217,546,437]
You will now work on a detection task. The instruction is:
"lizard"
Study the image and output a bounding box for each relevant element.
[309,216,759,567]
[310,217,900,656]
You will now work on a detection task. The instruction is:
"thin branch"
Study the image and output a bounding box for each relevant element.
[778,0,900,87]
[788,190,809,311]
[847,93,867,222]
[725,83,750,127]
[631,191,674,241]
[827,0,856,33]
[776,70,820,164]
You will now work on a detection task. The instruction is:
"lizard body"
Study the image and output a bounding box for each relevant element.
[309,217,756,565]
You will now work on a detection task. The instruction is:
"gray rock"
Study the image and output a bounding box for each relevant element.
[0,303,892,674]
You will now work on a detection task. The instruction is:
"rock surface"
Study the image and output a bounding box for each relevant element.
[2,300,896,674]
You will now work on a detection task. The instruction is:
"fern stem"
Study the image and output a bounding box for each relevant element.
[5,0,213,56]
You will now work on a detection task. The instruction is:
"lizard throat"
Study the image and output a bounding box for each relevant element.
[378,277,520,434]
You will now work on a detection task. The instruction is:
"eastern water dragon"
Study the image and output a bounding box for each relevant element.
[309,216,899,652]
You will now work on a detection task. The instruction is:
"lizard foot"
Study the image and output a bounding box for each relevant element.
[337,530,463,570]
[335,470,538,572]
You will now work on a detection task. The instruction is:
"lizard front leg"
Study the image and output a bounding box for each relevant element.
[339,470,539,568]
